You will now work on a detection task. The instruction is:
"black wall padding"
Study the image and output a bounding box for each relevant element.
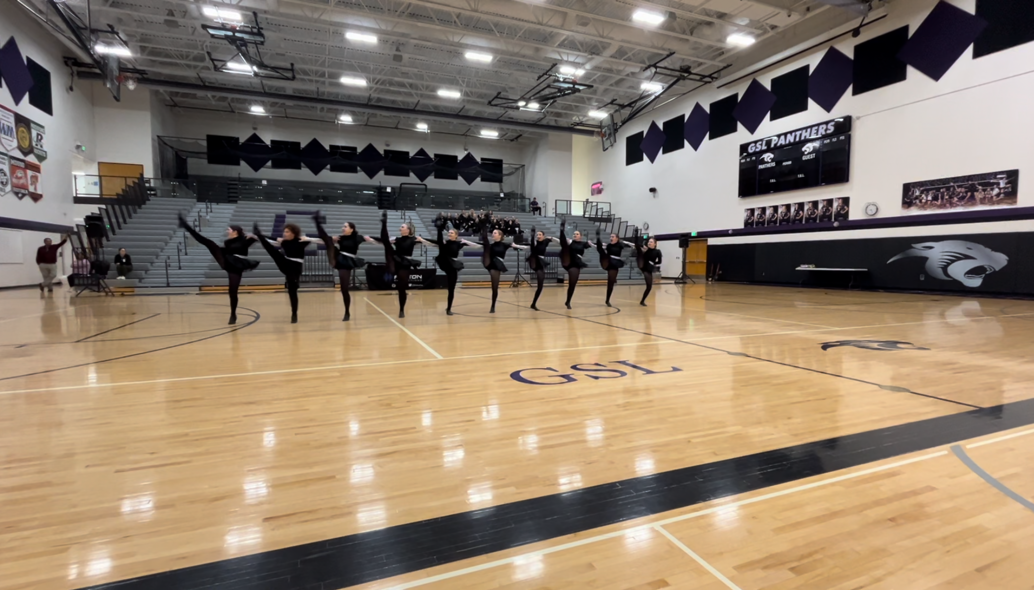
[662,115,685,154]
[480,158,503,183]
[206,135,241,166]
[434,153,458,180]
[625,131,644,165]
[270,140,302,169]
[769,65,809,121]
[329,145,357,173]
[26,57,52,116]
[974,0,1034,58]
[383,149,411,177]
[853,26,909,95]
[708,94,739,140]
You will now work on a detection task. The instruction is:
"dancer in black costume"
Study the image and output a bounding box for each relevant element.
[526,228,556,311]
[557,220,593,310]
[254,222,316,324]
[596,230,635,307]
[480,223,527,314]
[373,211,424,318]
[635,236,662,306]
[423,219,480,315]
[178,215,259,325]
[313,214,376,321]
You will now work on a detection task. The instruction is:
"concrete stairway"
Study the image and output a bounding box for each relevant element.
[96,197,198,288]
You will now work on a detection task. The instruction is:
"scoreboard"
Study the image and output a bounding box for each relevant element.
[738,117,851,198]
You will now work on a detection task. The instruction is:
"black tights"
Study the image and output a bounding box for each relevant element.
[182,221,240,319]
[565,268,580,306]
[489,270,501,311]
[314,216,352,319]
[606,269,619,304]
[443,267,458,311]
[596,240,618,305]
[256,230,303,318]
[642,272,654,304]
[338,269,352,316]
[532,267,545,308]
[380,216,409,316]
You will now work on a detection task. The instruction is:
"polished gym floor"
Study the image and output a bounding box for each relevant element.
[2,282,1033,590]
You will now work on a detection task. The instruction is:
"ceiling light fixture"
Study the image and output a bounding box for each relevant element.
[558,65,586,77]
[202,6,242,21]
[249,105,266,114]
[587,110,608,119]
[641,81,664,93]
[340,75,367,87]
[437,88,462,99]
[526,102,541,110]
[345,31,378,43]
[517,100,527,107]
[480,129,499,138]
[94,44,131,57]
[464,51,493,63]
[631,9,666,26]
[338,113,353,123]
[224,60,255,73]
[727,32,756,47]
[416,122,428,131]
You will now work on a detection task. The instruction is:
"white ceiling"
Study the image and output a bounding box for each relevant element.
[22,0,872,140]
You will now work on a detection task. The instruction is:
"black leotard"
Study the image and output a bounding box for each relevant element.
[566,240,590,269]
[223,236,259,273]
[527,237,552,268]
[338,234,366,256]
[279,238,309,260]
[642,248,662,273]
[435,228,465,268]
[487,240,511,271]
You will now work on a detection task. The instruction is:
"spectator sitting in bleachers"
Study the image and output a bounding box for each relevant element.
[530,198,542,215]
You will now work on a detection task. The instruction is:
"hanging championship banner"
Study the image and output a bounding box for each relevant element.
[26,161,42,202]
[15,113,33,157]
[0,107,15,153]
[10,157,29,200]
[0,153,10,196]
[31,122,46,162]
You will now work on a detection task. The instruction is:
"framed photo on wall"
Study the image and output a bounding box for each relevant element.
[833,197,850,222]
[804,201,819,223]
[819,199,833,222]
[792,202,805,224]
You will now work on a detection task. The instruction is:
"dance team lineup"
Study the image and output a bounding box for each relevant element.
[179,211,663,324]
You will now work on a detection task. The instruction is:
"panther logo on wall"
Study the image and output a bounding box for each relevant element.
[760,153,775,163]
[888,240,1008,288]
[820,340,930,352]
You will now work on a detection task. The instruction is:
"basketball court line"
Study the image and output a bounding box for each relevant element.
[951,445,1034,514]
[654,525,742,590]
[0,307,262,383]
[381,451,948,590]
[364,297,444,360]
[75,313,161,342]
[480,293,981,410]
[0,340,679,395]
[967,427,1034,449]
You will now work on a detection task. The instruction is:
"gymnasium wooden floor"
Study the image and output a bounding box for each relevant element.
[2,282,1034,590]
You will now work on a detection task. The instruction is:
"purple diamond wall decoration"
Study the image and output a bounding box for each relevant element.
[898,1,988,82]
[809,47,853,113]
[411,148,434,182]
[0,37,34,105]
[300,138,330,175]
[356,144,384,179]
[239,133,272,172]
[457,152,480,185]
[683,103,709,151]
[639,122,665,163]
[732,79,777,134]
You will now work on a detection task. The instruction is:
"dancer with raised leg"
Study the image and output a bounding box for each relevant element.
[596,230,635,307]
[313,214,375,321]
[423,218,480,315]
[527,228,555,311]
[374,211,423,318]
[179,215,259,325]
[253,222,315,324]
[480,222,527,314]
[636,236,662,306]
[557,220,591,310]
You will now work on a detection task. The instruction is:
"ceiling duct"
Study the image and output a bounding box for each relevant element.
[812,0,872,16]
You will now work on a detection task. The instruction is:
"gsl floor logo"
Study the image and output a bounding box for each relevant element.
[510,360,681,385]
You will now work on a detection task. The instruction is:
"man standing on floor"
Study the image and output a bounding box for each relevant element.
[36,235,68,293]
